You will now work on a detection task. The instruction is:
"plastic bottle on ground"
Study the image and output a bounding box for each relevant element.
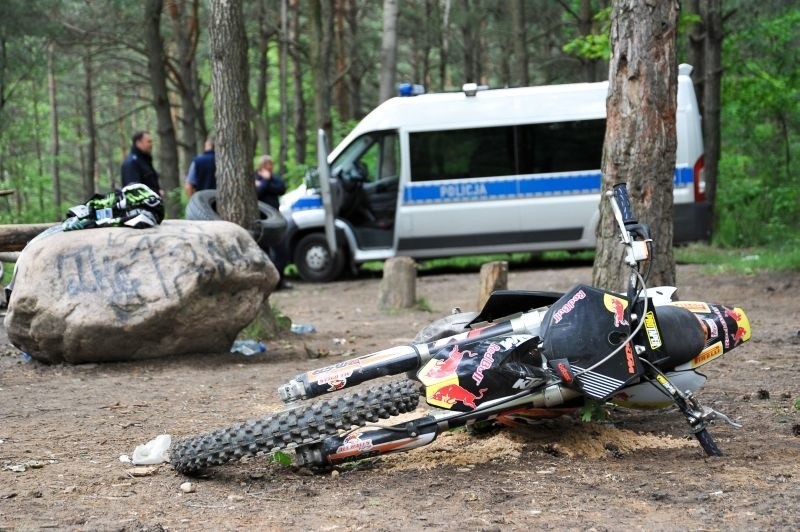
[230,340,266,356]
[290,323,316,334]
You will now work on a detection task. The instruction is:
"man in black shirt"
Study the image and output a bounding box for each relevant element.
[121,131,163,197]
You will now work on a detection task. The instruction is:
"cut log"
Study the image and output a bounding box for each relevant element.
[0,223,57,252]
[378,256,416,310]
[478,261,508,310]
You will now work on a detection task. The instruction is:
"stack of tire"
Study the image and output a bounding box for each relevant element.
[185,190,287,249]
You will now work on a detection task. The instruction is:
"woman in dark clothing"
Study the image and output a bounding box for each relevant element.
[254,155,291,289]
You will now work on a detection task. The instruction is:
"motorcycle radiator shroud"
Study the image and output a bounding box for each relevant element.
[540,284,643,400]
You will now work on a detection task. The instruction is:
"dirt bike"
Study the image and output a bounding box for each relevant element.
[170,184,751,475]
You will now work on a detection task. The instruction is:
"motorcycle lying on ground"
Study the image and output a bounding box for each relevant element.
[170,184,752,475]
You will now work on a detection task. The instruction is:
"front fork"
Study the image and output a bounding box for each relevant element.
[296,382,579,468]
[643,362,741,434]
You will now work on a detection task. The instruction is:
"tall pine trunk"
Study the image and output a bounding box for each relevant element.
[82,45,97,198]
[378,0,399,104]
[289,0,307,163]
[144,0,181,213]
[47,42,61,217]
[209,0,256,229]
[593,0,679,290]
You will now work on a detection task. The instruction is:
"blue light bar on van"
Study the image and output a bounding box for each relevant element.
[398,83,425,97]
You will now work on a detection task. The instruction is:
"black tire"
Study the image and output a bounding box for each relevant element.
[695,428,722,457]
[170,379,419,475]
[293,232,346,282]
[185,189,287,247]
[413,311,480,344]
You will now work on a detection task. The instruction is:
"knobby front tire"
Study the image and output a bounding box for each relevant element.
[170,379,420,475]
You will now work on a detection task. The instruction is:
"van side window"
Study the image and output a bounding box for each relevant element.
[517,119,606,174]
[409,119,606,182]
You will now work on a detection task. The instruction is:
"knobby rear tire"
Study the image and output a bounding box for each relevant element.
[695,428,722,457]
[170,379,420,475]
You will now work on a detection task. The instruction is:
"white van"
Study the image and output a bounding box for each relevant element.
[282,64,708,282]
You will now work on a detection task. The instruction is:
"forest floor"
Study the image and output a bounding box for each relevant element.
[1,262,798,531]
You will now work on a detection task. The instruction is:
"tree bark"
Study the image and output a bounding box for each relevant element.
[477,261,508,311]
[278,0,289,173]
[252,1,273,158]
[593,0,679,290]
[166,0,202,171]
[378,0,399,104]
[378,256,416,310]
[510,0,528,86]
[209,0,257,229]
[333,0,350,120]
[144,0,181,214]
[686,0,705,115]
[702,0,723,212]
[309,0,334,139]
[47,42,61,216]
[82,45,97,198]
[289,0,307,163]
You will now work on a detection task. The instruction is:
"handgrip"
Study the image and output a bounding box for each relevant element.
[612,183,637,226]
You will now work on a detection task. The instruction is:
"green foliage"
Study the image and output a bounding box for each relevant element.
[715,7,799,247]
[562,7,611,61]
[415,297,433,313]
[580,399,608,422]
[270,450,293,467]
[675,243,800,273]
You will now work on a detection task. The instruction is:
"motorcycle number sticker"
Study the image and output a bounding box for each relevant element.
[643,312,662,349]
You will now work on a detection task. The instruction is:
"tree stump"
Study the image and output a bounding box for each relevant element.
[477,261,508,310]
[378,256,416,310]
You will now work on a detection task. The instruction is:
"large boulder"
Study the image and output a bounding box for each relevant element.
[4,220,278,364]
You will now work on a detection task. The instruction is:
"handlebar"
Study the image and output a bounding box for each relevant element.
[612,183,637,226]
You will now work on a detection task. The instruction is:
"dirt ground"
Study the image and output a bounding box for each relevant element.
[1,262,798,531]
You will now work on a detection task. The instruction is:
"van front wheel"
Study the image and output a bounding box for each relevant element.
[294,233,346,282]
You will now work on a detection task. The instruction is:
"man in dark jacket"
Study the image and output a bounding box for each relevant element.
[121,131,163,196]
[255,154,291,289]
[184,137,216,197]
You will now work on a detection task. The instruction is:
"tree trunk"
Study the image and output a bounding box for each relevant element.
[702,0,723,213]
[47,42,61,216]
[309,0,334,140]
[252,1,272,158]
[82,45,97,198]
[378,256,417,310]
[378,0,399,104]
[289,0,307,163]
[686,0,705,115]
[477,261,508,310]
[510,0,528,86]
[144,0,181,214]
[593,0,679,290]
[334,0,350,120]
[166,0,202,171]
[209,0,257,229]
[439,0,451,90]
[278,0,289,173]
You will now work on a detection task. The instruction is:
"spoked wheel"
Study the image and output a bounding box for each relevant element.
[170,379,419,475]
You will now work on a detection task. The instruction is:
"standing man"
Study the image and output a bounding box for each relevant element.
[255,154,291,289]
[121,131,164,197]
[184,137,216,197]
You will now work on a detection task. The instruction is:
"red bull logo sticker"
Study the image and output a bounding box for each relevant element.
[692,341,723,367]
[425,344,477,379]
[726,307,752,344]
[429,383,487,409]
[335,432,374,455]
[472,343,502,385]
[603,295,629,327]
[643,312,662,349]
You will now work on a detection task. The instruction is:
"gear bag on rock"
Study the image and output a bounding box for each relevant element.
[63,183,164,231]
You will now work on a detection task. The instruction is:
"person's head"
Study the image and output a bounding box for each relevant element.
[204,136,215,151]
[258,154,274,171]
[132,131,153,154]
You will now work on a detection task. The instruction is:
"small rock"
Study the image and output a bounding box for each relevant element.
[180,482,195,493]
[227,494,245,502]
[131,466,157,477]
[757,389,770,400]
[63,486,77,494]
[330,470,340,478]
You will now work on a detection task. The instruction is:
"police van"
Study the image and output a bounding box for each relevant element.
[283,64,708,282]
